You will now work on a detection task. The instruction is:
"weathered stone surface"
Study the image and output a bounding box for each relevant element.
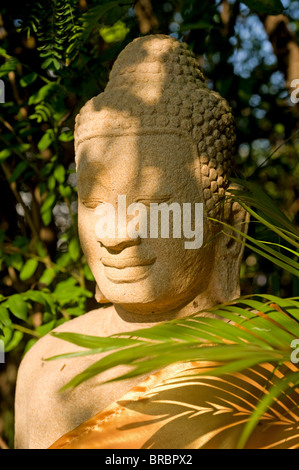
[14,35,247,449]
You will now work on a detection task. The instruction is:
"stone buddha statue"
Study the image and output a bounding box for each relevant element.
[14,35,299,449]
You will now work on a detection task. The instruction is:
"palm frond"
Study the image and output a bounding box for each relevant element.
[47,295,299,446]
[47,180,299,448]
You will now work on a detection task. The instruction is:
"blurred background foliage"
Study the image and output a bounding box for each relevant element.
[0,0,298,449]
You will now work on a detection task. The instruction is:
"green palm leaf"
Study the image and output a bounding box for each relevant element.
[47,180,299,448]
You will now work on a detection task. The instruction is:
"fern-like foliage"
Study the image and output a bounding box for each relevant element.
[21,0,79,70]
[20,0,133,69]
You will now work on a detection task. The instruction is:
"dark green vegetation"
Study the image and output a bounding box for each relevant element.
[0,0,298,449]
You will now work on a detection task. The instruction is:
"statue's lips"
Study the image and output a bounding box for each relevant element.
[100,257,156,283]
[100,257,156,269]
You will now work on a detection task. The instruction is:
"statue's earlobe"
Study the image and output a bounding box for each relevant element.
[223,200,249,257]
[208,199,249,304]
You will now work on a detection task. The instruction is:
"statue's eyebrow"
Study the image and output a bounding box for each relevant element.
[135,195,172,203]
[77,168,106,187]
[77,173,112,199]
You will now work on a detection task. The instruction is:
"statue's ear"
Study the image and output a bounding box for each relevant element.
[95,284,109,303]
[221,199,249,257]
[209,197,249,304]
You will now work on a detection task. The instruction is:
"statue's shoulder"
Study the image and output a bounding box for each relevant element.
[14,304,115,448]
[17,304,114,376]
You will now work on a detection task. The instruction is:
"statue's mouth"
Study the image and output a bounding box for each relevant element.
[100,257,156,283]
[100,257,156,269]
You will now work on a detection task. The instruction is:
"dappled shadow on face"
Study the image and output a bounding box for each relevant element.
[74,35,233,316]
[53,35,252,446]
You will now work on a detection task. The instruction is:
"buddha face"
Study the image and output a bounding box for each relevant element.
[76,134,217,314]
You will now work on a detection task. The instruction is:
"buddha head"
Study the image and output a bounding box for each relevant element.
[74,35,247,316]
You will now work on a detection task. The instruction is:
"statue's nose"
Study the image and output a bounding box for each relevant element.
[99,236,141,252]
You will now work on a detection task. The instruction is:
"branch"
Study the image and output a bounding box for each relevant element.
[0,436,9,449]
[261,14,299,89]
[1,162,39,238]
[134,0,158,34]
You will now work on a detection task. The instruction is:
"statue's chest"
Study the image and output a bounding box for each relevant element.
[28,352,144,448]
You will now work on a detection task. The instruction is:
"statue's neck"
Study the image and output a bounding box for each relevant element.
[112,292,218,328]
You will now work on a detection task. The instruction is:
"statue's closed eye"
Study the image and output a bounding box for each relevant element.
[135,196,172,207]
[81,196,172,210]
[81,198,103,210]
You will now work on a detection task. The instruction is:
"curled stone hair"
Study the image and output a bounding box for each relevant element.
[75,35,236,218]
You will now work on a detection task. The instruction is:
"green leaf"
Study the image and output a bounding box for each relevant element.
[39,268,56,285]
[41,192,56,214]
[64,306,85,317]
[24,338,38,354]
[69,238,80,261]
[36,320,56,336]
[56,343,283,391]
[0,57,18,77]
[9,161,28,182]
[20,72,38,87]
[36,240,47,258]
[28,83,57,105]
[83,264,94,281]
[41,162,54,177]
[210,220,299,278]
[53,279,92,306]
[30,103,52,123]
[59,184,72,198]
[99,21,129,43]
[54,164,65,183]
[5,330,23,352]
[50,331,142,350]
[0,307,12,328]
[56,252,71,267]
[0,230,5,244]
[19,258,38,281]
[42,57,60,70]
[0,47,11,59]
[0,326,12,346]
[23,290,49,306]
[80,2,127,41]
[41,208,53,226]
[41,191,56,225]
[237,371,299,448]
[229,179,299,242]
[0,149,11,162]
[39,182,47,196]
[9,253,23,271]
[59,131,74,142]
[7,294,28,321]
[180,20,213,31]
[13,236,29,250]
[47,295,299,394]
[40,58,54,70]
[38,129,55,151]
[241,0,284,15]
[48,174,56,190]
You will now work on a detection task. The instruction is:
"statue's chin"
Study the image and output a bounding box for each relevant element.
[98,279,204,317]
[99,285,165,310]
